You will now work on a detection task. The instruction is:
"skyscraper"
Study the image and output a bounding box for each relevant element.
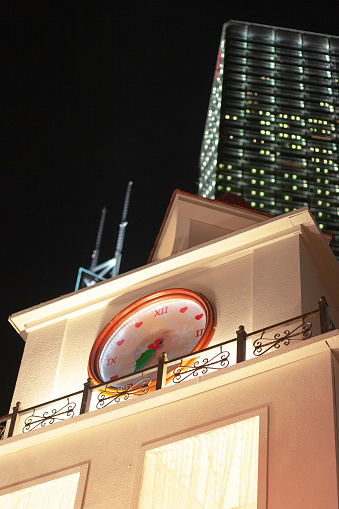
[198,21,339,257]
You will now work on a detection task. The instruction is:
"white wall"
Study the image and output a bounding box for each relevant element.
[252,234,302,331]
[1,349,338,508]
[10,319,68,409]
[300,237,339,328]
[11,232,322,410]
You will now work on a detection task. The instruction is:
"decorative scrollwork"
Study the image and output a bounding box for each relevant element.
[96,377,151,409]
[22,398,76,433]
[172,350,230,384]
[253,321,312,356]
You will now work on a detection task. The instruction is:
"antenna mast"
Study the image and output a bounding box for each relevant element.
[75,182,133,290]
[111,181,133,277]
[90,207,107,271]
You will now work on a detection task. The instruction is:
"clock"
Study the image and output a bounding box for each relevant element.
[88,288,216,390]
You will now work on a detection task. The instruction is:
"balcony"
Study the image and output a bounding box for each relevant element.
[1,296,336,443]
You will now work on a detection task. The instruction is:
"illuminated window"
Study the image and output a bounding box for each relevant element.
[138,416,260,509]
[0,473,80,509]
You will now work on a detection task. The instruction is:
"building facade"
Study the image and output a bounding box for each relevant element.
[1,191,339,507]
[198,21,339,257]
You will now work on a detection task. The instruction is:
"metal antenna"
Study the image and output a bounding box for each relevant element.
[75,182,133,290]
[90,207,107,271]
[111,181,133,277]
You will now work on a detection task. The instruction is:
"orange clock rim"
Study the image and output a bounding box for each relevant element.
[88,288,216,389]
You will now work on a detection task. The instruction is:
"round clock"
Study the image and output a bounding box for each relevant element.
[88,288,216,389]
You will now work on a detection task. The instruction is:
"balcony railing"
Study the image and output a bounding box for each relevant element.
[1,296,336,441]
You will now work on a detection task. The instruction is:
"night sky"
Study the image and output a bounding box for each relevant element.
[2,1,339,416]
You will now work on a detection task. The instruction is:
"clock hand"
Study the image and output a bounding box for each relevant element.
[134,339,163,372]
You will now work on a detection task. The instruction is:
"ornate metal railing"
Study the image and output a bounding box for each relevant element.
[21,395,80,433]
[1,296,336,441]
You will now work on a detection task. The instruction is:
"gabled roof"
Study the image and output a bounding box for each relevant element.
[149,190,273,263]
[148,190,334,263]
[9,190,338,338]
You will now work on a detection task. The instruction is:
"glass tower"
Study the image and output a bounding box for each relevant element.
[198,21,339,258]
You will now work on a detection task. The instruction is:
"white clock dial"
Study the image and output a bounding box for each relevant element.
[88,289,216,388]
[99,297,207,382]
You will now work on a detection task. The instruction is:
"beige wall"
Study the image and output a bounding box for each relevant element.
[300,237,339,329]
[11,250,254,408]
[12,231,337,412]
[1,349,338,508]
[10,319,68,409]
[252,235,302,330]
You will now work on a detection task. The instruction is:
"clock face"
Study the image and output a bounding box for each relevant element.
[88,289,216,386]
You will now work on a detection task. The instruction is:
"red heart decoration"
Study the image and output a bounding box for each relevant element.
[154,344,161,349]
[110,375,118,381]
[135,321,143,328]
[117,340,124,346]
[195,314,203,320]
[154,338,162,344]
[180,306,188,313]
